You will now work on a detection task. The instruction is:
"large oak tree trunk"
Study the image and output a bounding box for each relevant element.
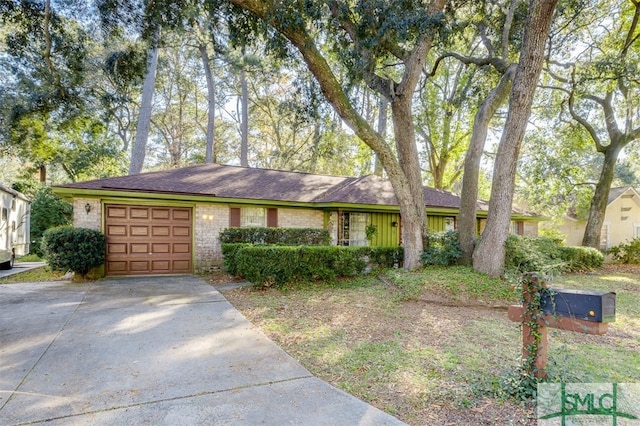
[391,95,427,269]
[582,143,623,248]
[473,0,558,277]
[458,66,515,265]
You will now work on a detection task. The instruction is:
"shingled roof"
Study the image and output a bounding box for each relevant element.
[56,163,467,209]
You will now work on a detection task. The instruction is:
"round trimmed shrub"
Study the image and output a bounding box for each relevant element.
[41,226,106,277]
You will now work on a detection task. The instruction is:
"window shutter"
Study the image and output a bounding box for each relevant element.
[517,221,524,235]
[229,207,241,227]
[267,208,278,227]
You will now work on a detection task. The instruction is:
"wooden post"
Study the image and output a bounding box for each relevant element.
[521,273,548,379]
[508,273,610,379]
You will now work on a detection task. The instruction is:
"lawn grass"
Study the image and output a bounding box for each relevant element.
[0,266,67,284]
[543,270,640,383]
[221,265,640,425]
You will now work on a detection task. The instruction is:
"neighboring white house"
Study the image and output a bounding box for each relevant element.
[554,186,640,251]
[0,183,31,269]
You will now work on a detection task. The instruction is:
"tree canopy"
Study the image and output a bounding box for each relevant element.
[1,0,638,274]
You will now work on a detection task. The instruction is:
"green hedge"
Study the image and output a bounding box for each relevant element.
[558,246,604,270]
[608,238,640,264]
[504,235,603,274]
[224,244,403,286]
[422,230,462,266]
[219,227,330,245]
[41,226,106,277]
[221,243,252,276]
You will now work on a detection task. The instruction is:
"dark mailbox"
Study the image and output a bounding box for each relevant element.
[540,288,616,323]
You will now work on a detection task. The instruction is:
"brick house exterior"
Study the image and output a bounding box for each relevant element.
[55,164,540,276]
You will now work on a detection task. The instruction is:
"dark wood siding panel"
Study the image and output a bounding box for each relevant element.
[267,208,278,227]
[229,207,241,227]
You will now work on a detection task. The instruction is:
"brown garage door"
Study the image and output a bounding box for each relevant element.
[105,205,192,276]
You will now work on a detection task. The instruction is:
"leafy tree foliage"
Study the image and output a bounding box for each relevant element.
[544,0,640,248]
[29,186,73,256]
[0,1,127,182]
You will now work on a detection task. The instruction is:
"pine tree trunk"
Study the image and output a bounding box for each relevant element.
[199,43,216,164]
[240,68,249,167]
[129,40,159,175]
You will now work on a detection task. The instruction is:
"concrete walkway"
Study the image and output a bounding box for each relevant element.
[0,276,405,425]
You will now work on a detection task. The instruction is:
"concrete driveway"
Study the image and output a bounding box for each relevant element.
[0,276,405,425]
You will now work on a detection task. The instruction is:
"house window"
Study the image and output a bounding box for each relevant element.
[341,212,370,246]
[241,207,266,227]
[600,222,610,250]
[634,223,640,239]
[229,207,278,227]
[11,198,16,211]
[1,208,6,221]
[444,217,456,231]
[510,220,524,235]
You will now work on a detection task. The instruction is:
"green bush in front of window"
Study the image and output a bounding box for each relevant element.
[219,227,330,245]
[421,230,462,266]
[224,244,403,286]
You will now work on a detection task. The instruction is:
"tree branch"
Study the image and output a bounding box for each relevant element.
[395,0,446,98]
[429,52,510,75]
[501,0,518,60]
[567,89,605,152]
[622,0,640,57]
[601,91,623,143]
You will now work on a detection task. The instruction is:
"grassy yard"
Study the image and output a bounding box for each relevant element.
[0,266,67,284]
[218,265,640,425]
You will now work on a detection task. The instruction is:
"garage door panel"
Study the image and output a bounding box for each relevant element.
[106,206,127,219]
[152,209,171,220]
[108,243,127,255]
[173,243,190,254]
[130,243,149,254]
[172,260,191,272]
[130,226,149,237]
[151,260,171,271]
[107,225,127,237]
[173,210,190,221]
[173,226,190,237]
[106,261,127,273]
[151,226,170,237]
[105,204,192,276]
[129,261,151,272]
[130,208,150,219]
[152,243,170,253]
